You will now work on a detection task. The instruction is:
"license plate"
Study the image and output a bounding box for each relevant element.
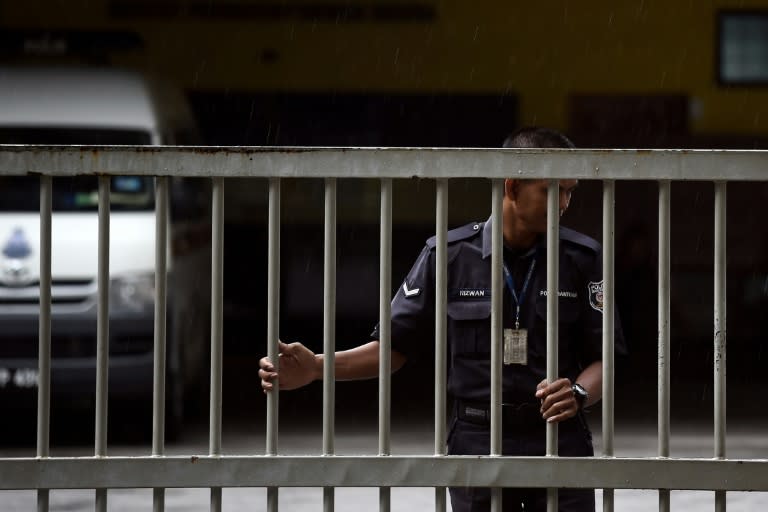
[0,367,39,389]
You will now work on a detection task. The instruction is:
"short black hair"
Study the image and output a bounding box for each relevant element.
[502,126,575,149]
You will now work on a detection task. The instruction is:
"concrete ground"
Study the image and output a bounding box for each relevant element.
[1,413,767,511]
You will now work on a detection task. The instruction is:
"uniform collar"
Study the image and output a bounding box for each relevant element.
[481,216,494,259]
[481,216,543,260]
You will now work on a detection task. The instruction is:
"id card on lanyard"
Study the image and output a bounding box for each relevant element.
[502,254,536,365]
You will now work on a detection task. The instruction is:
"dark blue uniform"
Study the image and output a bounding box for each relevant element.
[373,218,626,512]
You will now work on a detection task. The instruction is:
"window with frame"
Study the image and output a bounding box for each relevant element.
[719,11,768,85]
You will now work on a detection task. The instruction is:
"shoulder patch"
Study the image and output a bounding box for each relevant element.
[426,221,483,248]
[560,226,601,253]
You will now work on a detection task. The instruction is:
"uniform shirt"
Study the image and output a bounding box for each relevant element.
[372,218,626,404]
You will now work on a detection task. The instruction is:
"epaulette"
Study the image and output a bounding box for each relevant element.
[426,221,483,248]
[560,226,601,253]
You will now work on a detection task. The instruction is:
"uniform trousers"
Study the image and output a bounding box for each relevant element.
[448,401,595,512]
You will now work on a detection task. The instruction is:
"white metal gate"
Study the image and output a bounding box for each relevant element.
[0,145,766,511]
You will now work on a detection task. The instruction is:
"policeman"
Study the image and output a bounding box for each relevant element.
[259,126,626,512]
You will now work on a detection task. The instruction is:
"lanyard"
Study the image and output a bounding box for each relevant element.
[502,254,537,329]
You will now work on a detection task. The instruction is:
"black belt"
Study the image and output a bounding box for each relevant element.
[456,400,544,427]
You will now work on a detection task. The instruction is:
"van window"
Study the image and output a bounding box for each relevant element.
[0,176,154,212]
[0,127,152,145]
[0,126,154,212]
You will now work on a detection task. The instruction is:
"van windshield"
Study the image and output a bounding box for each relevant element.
[0,127,154,212]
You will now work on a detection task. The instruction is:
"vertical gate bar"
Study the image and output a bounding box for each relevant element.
[95,488,107,511]
[323,177,337,512]
[490,178,504,512]
[379,178,393,512]
[153,489,165,512]
[546,179,560,512]
[658,180,671,512]
[266,176,281,511]
[152,177,169,512]
[95,175,110,512]
[36,175,52,512]
[153,177,169,454]
[434,178,448,512]
[379,488,390,512]
[323,488,334,512]
[210,489,222,512]
[209,177,225,512]
[714,181,727,512]
[602,180,616,512]
[267,490,278,511]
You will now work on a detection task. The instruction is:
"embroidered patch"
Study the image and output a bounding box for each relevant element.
[588,280,604,313]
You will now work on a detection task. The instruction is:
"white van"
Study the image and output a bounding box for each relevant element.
[0,67,210,438]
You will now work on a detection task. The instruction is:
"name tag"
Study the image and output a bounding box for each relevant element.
[538,290,578,298]
[503,328,527,365]
[453,288,491,299]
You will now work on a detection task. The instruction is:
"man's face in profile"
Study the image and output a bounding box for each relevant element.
[511,179,578,233]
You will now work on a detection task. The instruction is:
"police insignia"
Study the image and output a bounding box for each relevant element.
[588,280,604,313]
[402,281,421,298]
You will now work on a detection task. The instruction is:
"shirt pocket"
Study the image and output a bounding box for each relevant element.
[446,299,492,357]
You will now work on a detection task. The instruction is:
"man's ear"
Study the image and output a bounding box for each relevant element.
[504,179,519,201]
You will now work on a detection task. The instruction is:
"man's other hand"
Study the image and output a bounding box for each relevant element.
[259,341,319,393]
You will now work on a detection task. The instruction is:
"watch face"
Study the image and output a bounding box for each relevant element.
[573,383,588,400]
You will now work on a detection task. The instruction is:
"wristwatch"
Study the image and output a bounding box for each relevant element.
[572,383,588,409]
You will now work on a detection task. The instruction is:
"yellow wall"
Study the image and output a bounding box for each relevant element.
[5,0,768,136]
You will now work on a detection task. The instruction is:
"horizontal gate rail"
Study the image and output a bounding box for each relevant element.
[1,145,768,180]
[0,456,767,491]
